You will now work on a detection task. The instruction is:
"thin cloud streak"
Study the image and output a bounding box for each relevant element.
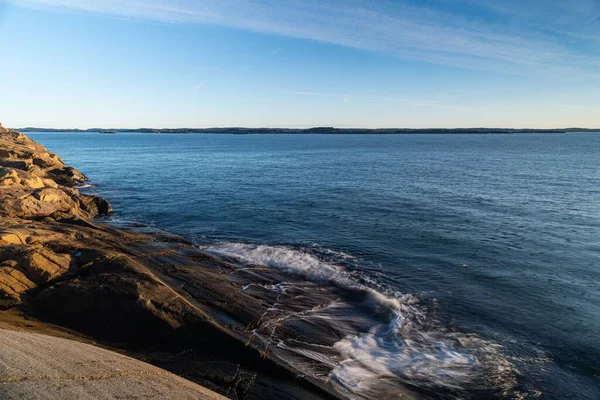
[10,0,599,76]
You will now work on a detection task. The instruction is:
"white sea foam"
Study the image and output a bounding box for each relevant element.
[330,305,516,398]
[75,183,94,189]
[200,242,348,282]
[201,242,517,397]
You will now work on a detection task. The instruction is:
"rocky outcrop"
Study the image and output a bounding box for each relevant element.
[0,125,110,221]
[0,125,112,308]
[0,125,339,400]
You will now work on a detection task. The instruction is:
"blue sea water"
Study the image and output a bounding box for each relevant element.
[29,132,600,399]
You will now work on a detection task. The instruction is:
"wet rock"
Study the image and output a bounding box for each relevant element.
[78,194,113,216]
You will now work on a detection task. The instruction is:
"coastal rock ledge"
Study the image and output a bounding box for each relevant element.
[0,123,112,308]
[0,124,340,400]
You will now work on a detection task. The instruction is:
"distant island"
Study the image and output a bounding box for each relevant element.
[14,126,599,134]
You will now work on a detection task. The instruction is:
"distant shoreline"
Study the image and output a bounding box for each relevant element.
[14,127,599,134]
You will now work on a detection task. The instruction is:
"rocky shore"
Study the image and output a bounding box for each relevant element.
[0,124,342,400]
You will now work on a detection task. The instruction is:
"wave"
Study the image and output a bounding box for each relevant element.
[330,303,516,398]
[200,242,350,282]
[200,242,518,398]
[74,183,95,189]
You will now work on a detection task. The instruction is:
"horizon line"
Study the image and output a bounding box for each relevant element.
[13,126,600,131]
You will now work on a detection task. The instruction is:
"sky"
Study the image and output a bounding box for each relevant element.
[0,0,598,128]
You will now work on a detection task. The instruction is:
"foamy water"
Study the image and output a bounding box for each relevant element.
[201,242,518,398]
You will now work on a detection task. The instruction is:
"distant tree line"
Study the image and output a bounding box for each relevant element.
[16,126,599,134]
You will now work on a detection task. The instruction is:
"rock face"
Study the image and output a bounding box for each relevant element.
[0,125,112,308]
[0,125,339,400]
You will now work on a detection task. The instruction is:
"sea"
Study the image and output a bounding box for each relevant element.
[29,132,600,399]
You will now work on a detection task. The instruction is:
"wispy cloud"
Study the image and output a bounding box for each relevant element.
[193,82,205,90]
[267,49,280,57]
[474,0,600,40]
[10,0,599,76]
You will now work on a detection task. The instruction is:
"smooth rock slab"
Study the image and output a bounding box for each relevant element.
[0,329,226,400]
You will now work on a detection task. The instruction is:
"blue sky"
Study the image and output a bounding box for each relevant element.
[0,0,598,128]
